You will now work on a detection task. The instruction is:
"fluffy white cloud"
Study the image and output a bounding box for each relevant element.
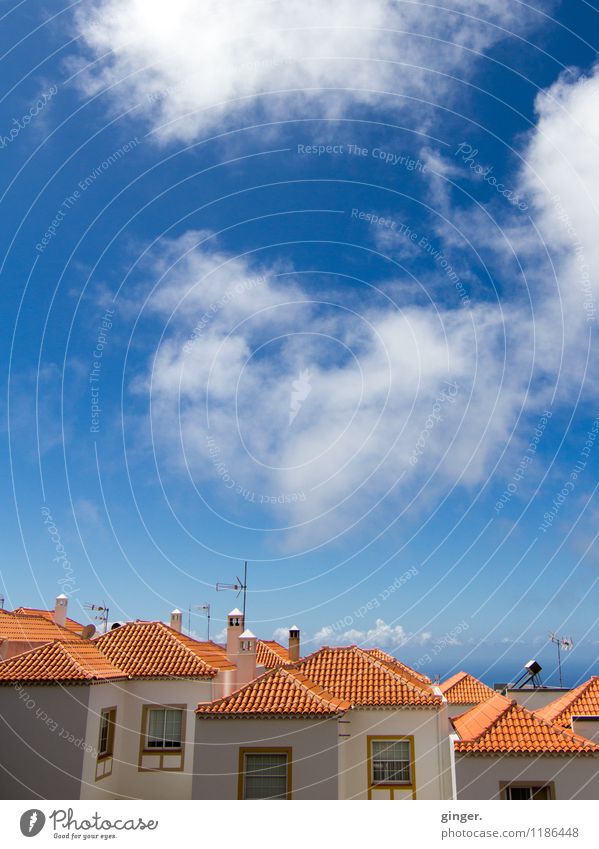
[313,618,429,649]
[73,0,543,141]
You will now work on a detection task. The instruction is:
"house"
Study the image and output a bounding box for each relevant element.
[194,642,454,800]
[439,671,496,717]
[452,693,599,799]
[536,677,599,743]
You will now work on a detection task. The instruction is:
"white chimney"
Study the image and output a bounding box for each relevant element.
[54,594,68,628]
[236,629,257,687]
[226,608,244,662]
[170,609,183,633]
[288,625,300,662]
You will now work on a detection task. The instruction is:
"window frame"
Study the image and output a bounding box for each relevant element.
[97,707,117,760]
[138,704,186,772]
[145,706,184,751]
[238,747,292,800]
[367,735,416,797]
[501,781,555,800]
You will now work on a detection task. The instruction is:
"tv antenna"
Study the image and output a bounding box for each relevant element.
[188,603,211,639]
[216,561,248,617]
[549,633,573,688]
[84,602,110,634]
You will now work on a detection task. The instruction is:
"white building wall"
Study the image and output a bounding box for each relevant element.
[572,719,599,743]
[337,707,453,800]
[81,678,213,800]
[455,753,599,800]
[506,688,570,710]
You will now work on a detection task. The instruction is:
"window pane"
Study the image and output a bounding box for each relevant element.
[372,740,411,784]
[244,753,288,799]
[147,709,165,747]
[164,710,182,747]
[507,786,532,800]
[99,713,109,754]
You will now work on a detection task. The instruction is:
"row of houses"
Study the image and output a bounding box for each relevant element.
[0,595,598,800]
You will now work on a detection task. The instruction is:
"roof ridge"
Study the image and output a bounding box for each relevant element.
[526,700,599,747]
[351,645,432,693]
[538,676,599,723]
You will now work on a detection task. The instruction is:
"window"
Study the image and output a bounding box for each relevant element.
[504,784,553,800]
[369,737,413,785]
[239,749,291,799]
[146,708,183,750]
[97,708,116,759]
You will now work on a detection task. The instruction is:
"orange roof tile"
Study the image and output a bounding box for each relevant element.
[197,667,351,716]
[536,677,599,727]
[440,671,496,704]
[293,646,441,707]
[367,648,432,685]
[11,608,86,634]
[453,694,599,754]
[0,640,125,683]
[0,612,84,644]
[256,640,291,669]
[95,622,235,678]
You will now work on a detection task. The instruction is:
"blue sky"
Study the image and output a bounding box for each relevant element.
[1,0,599,687]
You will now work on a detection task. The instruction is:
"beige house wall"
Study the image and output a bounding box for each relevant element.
[455,753,599,800]
[337,706,453,800]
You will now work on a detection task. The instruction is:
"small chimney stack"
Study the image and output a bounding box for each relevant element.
[236,629,257,687]
[226,608,244,662]
[288,625,300,662]
[170,609,183,633]
[54,594,68,628]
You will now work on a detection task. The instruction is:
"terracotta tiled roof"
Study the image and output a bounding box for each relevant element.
[367,648,432,685]
[536,677,599,728]
[256,640,291,669]
[453,694,599,754]
[11,608,86,634]
[197,667,351,716]
[0,640,125,683]
[0,612,83,644]
[293,646,441,707]
[440,671,496,704]
[95,621,235,678]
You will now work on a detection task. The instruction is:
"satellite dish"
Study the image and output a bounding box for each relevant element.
[110,621,123,630]
[81,624,96,640]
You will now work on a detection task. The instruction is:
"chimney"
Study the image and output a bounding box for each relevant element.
[170,609,183,633]
[236,629,257,687]
[54,594,68,628]
[226,608,244,662]
[288,625,300,662]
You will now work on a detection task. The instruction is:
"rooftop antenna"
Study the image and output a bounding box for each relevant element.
[216,561,248,618]
[188,603,211,639]
[84,602,110,634]
[549,633,573,688]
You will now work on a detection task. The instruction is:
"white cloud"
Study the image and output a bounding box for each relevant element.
[313,617,430,649]
[73,0,544,141]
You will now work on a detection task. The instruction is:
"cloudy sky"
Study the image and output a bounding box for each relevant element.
[1,0,599,684]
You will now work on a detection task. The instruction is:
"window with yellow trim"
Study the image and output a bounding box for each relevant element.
[370,738,412,785]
